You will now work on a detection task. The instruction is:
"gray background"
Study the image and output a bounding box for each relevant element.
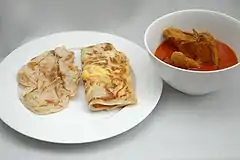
[1,0,240,159]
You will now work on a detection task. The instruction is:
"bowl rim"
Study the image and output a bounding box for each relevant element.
[144,9,240,74]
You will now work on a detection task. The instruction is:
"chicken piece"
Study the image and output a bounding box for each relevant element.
[170,51,200,69]
[163,27,219,66]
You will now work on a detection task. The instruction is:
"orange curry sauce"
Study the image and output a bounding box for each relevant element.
[154,40,238,71]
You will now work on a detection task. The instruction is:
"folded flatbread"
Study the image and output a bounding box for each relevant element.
[17,46,80,115]
[81,43,137,111]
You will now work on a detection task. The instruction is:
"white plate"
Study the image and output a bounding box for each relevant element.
[0,31,163,143]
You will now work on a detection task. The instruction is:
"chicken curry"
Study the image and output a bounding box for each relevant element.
[155,27,238,71]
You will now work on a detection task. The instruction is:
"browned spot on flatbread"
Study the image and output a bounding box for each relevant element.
[27,62,38,70]
[102,43,113,51]
[92,104,116,108]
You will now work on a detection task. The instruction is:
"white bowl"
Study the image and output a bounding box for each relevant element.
[144,9,240,95]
